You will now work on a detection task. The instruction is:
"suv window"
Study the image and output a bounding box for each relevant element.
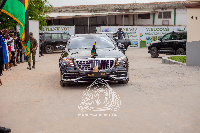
[162,33,171,41]
[44,34,51,39]
[52,34,61,40]
[180,33,187,40]
[62,34,70,39]
[171,33,181,40]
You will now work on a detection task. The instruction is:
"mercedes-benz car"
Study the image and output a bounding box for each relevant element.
[59,34,129,86]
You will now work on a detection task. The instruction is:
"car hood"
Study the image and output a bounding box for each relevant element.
[67,48,124,59]
[152,40,161,44]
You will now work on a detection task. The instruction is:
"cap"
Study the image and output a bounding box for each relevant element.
[30,32,33,35]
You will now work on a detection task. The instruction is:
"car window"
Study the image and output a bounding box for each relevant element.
[52,34,61,40]
[44,34,51,39]
[171,33,181,40]
[162,33,171,41]
[180,33,187,40]
[62,34,70,39]
[68,37,115,49]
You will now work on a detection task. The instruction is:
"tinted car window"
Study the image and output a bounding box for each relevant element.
[162,33,171,41]
[68,37,115,49]
[180,33,187,40]
[62,34,70,39]
[44,34,51,39]
[171,33,181,40]
[52,34,61,40]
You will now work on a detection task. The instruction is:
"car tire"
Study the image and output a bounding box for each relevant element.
[60,81,65,87]
[150,47,159,58]
[45,45,54,54]
[176,48,185,55]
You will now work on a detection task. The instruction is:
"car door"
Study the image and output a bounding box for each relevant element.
[171,32,181,51]
[160,33,172,50]
[52,33,62,49]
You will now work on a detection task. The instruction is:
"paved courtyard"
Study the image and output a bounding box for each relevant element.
[0,48,200,133]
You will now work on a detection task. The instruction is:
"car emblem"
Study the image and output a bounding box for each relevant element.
[93,66,99,72]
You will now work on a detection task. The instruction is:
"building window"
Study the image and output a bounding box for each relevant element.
[158,11,171,19]
[138,13,150,19]
[158,12,162,19]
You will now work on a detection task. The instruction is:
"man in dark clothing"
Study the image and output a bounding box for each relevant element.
[117,28,125,39]
[15,33,23,63]
[39,35,44,56]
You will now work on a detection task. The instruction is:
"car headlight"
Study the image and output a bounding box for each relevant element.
[62,58,74,67]
[116,56,127,66]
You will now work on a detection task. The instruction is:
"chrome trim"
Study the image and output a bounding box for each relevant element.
[74,58,115,71]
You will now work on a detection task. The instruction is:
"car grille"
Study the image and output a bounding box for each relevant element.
[75,59,115,71]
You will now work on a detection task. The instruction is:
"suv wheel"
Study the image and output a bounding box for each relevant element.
[150,47,159,58]
[176,48,185,55]
[45,45,54,54]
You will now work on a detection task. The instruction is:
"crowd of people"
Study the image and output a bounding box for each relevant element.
[0,28,44,86]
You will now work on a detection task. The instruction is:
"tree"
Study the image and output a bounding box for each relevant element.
[28,0,52,29]
[0,0,52,29]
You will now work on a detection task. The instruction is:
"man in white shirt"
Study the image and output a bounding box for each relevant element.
[9,33,17,66]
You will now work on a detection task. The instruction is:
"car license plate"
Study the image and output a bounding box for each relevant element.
[87,72,107,77]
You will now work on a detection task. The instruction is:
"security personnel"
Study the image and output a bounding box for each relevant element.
[117,28,124,39]
[27,32,38,70]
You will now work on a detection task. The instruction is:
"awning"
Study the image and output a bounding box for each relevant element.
[45,11,157,20]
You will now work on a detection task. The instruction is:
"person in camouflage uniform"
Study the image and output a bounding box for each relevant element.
[27,32,38,70]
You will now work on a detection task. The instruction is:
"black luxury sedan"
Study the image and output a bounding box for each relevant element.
[59,34,129,86]
[148,31,187,58]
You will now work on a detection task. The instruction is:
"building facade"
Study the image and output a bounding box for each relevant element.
[46,1,193,34]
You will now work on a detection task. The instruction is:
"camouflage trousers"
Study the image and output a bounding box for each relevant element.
[27,52,35,66]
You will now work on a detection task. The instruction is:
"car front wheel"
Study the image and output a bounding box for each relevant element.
[150,47,159,58]
[45,45,54,54]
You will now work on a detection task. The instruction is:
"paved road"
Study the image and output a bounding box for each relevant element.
[1,48,200,133]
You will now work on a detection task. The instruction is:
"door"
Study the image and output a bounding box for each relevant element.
[160,33,172,51]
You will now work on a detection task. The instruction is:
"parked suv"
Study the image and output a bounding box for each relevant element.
[148,31,187,58]
[41,33,71,54]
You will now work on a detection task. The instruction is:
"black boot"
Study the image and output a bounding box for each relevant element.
[32,62,35,69]
[0,126,11,133]
[27,63,31,70]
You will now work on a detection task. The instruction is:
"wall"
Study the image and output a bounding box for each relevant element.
[154,9,174,26]
[186,41,200,66]
[176,9,187,26]
[136,13,153,26]
[29,20,39,62]
[187,8,200,42]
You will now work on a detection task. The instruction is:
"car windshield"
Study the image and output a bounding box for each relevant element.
[68,37,115,49]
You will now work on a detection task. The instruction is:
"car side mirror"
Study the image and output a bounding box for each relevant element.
[159,38,162,42]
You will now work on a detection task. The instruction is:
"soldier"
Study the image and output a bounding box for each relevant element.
[27,32,38,70]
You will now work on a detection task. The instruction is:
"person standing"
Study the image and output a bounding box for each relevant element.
[39,35,44,56]
[15,33,22,63]
[27,32,38,70]
[116,28,124,39]
[9,33,17,67]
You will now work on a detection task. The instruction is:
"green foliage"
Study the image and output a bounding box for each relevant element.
[169,56,186,63]
[0,0,52,30]
[28,0,52,29]
[0,0,17,29]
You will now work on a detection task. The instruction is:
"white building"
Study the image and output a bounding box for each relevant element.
[46,1,194,34]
